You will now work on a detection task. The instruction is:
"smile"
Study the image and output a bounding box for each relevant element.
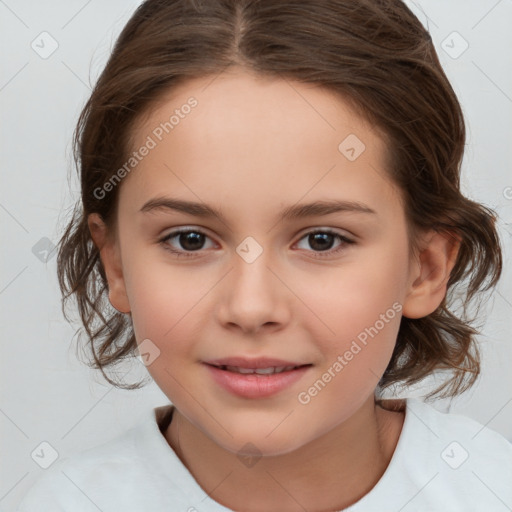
[214,365,301,375]
[203,359,312,399]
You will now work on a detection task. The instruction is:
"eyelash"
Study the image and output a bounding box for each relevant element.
[158,227,355,259]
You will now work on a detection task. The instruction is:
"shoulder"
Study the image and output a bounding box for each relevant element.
[349,397,512,511]
[408,397,512,461]
[16,406,179,511]
[16,427,140,511]
[402,397,512,510]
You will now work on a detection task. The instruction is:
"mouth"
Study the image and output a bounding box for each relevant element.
[206,364,310,375]
[203,357,313,398]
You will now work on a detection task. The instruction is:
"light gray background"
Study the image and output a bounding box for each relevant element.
[1,0,511,509]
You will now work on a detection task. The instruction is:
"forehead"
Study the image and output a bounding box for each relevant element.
[121,70,401,222]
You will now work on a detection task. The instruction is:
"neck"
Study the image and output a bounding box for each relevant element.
[164,395,405,512]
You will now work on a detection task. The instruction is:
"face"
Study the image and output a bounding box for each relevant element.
[96,70,420,455]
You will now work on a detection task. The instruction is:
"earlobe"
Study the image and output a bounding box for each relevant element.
[87,213,131,314]
[402,230,460,319]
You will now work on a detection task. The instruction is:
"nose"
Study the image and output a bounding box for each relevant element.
[215,249,292,336]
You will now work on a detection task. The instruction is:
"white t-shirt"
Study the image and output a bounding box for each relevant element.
[17,397,512,512]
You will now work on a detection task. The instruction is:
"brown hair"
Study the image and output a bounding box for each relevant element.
[57,0,502,399]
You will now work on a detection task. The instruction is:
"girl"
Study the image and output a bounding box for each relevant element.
[18,0,512,511]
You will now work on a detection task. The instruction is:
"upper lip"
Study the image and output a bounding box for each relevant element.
[204,357,310,369]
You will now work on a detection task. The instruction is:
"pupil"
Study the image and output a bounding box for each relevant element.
[180,232,204,251]
[309,233,334,251]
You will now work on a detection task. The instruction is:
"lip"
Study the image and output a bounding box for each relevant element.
[203,357,312,399]
[204,356,307,369]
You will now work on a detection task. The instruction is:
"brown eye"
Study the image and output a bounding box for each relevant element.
[160,228,215,258]
[175,231,205,251]
[295,229,354,258]
[307,232,336,251]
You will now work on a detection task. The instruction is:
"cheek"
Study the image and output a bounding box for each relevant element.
[301,243,407,376]
[124,264,209,396]
[122,250,210,348]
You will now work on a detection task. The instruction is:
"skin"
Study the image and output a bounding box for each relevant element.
[89,68,460,511]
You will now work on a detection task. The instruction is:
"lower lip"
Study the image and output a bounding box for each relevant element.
[204,364,311,399]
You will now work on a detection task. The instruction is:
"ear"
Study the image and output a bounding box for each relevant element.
[88,213,131,314]
[402,230,460,319]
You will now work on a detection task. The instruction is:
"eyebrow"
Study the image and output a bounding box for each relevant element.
[140,197,377,222]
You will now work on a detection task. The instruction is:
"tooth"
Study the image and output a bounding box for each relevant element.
[226,365,244,373]
[221,365,299,375]
[254,367,276,375]
[237,367,256,374]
